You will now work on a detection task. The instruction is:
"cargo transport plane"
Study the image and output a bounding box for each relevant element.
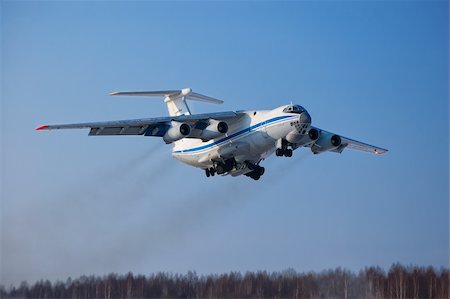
[36,88,387,180]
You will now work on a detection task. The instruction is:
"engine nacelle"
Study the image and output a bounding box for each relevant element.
[199,120,228,140]
[285,128,320,145]
[163,122,191,143]
[311,132,341,154]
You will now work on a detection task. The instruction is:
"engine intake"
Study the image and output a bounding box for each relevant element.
[308,128,319,141]
[199,120,228,140]
[163,122,191,143]
[285,128,320,145]
[331,134,341,147]
[217,121,228,134]
[311,132,341,154]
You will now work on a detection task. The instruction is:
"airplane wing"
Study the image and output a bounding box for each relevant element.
[36,111,240,137]
[338,135,388,154]
[306,127,388,155]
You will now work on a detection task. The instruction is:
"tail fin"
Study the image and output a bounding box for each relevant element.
[110,88,223,117]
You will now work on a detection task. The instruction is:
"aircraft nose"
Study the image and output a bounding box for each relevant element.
[299,111,311,124]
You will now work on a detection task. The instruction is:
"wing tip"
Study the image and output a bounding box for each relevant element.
[110,91,119,96]
[374,148,388,154]
[36,125,49,131]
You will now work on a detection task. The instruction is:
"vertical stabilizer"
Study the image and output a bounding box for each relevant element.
[164,89,192,116]
[165,96,191,116]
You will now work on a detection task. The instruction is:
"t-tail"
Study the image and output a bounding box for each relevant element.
[110,88,223,116]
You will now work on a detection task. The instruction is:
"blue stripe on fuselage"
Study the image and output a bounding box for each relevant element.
[173,115,296,154]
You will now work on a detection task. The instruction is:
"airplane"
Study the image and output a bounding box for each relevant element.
[36,88,387,180]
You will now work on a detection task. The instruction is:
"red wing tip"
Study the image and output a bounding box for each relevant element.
[374,149,388,154]
[36,125,49,131]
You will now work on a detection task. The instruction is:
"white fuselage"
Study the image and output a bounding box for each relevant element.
[171,105,305,176]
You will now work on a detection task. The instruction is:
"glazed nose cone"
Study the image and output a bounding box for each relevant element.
[299,111,311,124]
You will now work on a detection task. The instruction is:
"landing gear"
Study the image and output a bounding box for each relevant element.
[286,149,293,157]
[276,148,283,156]
[276,138,293,157]
[245,163,265,181]
[216,159,234,175]
[205,167,216,177]
[276,148,293,157]
[205,159,265,181]
[216,164,225,175]
[205,159,234,177]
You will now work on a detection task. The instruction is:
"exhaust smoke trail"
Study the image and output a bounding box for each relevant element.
[110,149,311,270]
[1,141,179,285]
[5,141,306,284]
[115,148,336,274]
[115,176,265,270]
[60,141,169,202]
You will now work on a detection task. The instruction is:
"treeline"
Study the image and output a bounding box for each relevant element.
[1,264,448,299]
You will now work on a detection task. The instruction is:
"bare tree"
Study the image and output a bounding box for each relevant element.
[1,264,448,299]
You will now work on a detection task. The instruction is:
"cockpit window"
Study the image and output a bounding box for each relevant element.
[283,105,305,114]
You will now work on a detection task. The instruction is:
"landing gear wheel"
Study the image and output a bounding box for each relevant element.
[258,167,265,176]
[210,168,215,176]
[205,168,210,177]
[285,149,293,157]
[248,172,260,180]
[216,164,225,175]
[276,148,284,156]
[245,165,264,180]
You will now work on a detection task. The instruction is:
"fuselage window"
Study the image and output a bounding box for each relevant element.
[284,105,305,114]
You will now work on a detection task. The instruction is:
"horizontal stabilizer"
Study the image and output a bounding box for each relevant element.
[110,88,223,104]
[187,92,223,104]
[109,90,180,97]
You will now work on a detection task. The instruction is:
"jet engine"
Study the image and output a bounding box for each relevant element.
[285,128,320,146]
[199,120,228,140]
[163,122,191,143]
[311,132,341,154]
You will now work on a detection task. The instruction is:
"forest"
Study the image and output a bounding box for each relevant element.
[1,264,448,299]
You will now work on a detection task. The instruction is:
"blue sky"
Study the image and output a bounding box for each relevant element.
[1,1,448,286]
